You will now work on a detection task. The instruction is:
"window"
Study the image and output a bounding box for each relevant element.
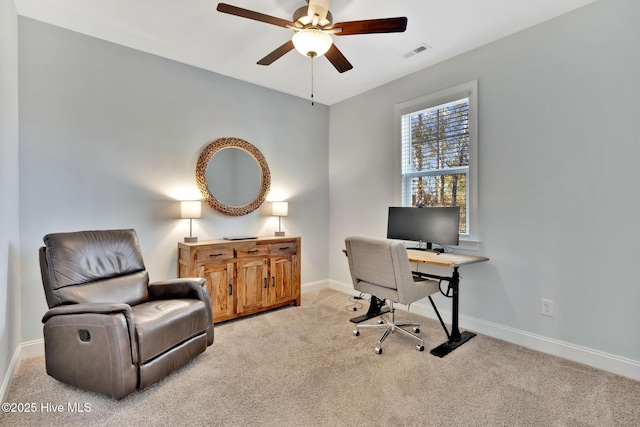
[395,81,478,241]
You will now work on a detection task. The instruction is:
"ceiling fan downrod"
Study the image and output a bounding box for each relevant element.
[310,52,316,106]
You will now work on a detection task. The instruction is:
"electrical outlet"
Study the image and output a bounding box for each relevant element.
[541,299,554,317]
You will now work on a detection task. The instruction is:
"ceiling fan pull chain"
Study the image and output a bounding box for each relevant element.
[311,54,315,106]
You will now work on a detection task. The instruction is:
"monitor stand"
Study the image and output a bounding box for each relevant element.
[349,296,390,323]
[409,244,444,254]
[408,241,433,252]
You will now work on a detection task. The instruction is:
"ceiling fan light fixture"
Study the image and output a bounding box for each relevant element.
[292,29,332,58]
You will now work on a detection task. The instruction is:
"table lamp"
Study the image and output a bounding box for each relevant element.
[181,200,201,243]
[271,201,288,236]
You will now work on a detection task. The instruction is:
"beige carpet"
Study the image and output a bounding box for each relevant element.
[2,289,639,427]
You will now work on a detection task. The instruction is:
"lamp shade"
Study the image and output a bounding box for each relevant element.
[180,201,202,219]
[271,201,288,217]
[292,29,332,57]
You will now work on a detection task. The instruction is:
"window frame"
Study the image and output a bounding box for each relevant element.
[394,80,479,245]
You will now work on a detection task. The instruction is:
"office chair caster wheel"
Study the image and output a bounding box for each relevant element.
[414,328,420,333]
[416,345,424,352]
[375,347,382,355]
[353,330,359,336]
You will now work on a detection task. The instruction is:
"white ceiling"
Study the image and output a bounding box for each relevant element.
[15,0,597,105]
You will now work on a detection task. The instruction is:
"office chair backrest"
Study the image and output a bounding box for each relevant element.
[40,229,150,308]
[345,236,416,301]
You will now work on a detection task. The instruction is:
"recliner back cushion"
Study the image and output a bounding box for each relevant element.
[55,270,150,306]
[42,229,149,307]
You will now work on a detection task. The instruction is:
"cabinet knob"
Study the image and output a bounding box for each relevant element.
[272,276,276,287]
[228,283,233,295]
[264,277,268,289]
[279,246,290,250]
[248,249,259,253]
[210,253,224,257]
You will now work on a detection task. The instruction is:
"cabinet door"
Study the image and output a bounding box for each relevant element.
[236,258,269,314]
[269,255,295,305]
[200,262,235,322]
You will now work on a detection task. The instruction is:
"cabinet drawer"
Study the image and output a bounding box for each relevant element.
[196,246,234,263]
[269,242,297,255]
[235,245,269,258]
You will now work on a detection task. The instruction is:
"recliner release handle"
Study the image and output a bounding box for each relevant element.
[79,329,91,342]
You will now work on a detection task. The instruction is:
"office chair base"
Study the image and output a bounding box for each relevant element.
[350,295,390,323]
[374,345,424,354]
[350,306,390,324]
[353,301,425,353]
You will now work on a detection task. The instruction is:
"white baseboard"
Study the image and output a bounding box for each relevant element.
[19,339,45,359]
[0,349,20,404]
[1,339,44,403]
[302,279,331,294]
[327,279,640,381]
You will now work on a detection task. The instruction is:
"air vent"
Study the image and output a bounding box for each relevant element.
[403,43,431,59]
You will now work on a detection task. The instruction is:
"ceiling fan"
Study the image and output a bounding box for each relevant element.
[216,0,408,73]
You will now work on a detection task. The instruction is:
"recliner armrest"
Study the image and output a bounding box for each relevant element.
[42,302,132,322]
[147,278,207,300]
[148,278,214,346]
[41,302,138,364]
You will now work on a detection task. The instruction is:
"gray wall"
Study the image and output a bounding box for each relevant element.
[18,18,330,343]
[329,0,639,363]
[0,0,21,400]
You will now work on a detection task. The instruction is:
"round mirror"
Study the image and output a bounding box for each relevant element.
[207,148,261,207]
[196,137,271,216]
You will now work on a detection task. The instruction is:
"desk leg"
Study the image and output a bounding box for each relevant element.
[430,267,476,357]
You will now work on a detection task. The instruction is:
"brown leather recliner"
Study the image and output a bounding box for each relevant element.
[39,229,214,400]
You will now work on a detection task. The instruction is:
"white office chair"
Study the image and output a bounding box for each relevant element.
[344,236,441,354]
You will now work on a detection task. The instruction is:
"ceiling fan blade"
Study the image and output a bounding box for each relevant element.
[325,44,353,73]
[334,17,408,36]
[257,40,295,66]
[217,3,292,28]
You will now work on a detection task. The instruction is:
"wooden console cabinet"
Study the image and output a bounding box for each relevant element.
[178,236,301,323]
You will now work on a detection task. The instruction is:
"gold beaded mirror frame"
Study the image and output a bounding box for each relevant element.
[196,137,271,216]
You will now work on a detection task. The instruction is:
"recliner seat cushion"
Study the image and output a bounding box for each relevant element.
[133,299,207,363]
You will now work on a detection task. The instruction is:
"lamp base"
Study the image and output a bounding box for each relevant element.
[274,231,285,237]
[184,236,198,243]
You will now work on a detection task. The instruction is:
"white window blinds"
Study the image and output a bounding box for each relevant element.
[401,98,470,234]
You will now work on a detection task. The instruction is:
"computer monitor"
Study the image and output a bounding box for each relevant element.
[386,206,460,250]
